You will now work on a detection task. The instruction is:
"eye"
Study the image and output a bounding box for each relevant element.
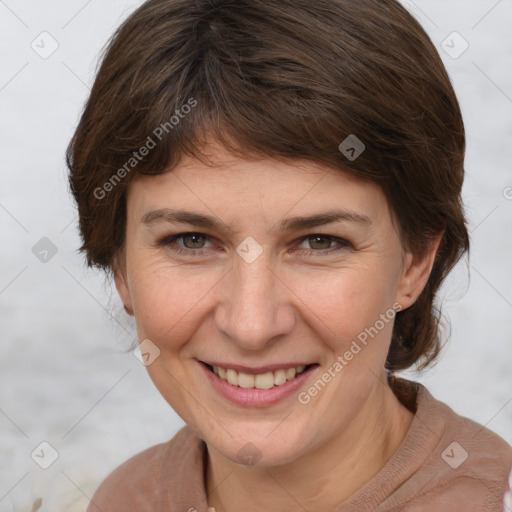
[158,232,214,256]
[158,232,351,257]
[293,234,352,255]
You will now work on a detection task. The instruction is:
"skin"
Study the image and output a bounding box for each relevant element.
[115,142,441,512]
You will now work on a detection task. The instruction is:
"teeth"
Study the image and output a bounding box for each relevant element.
[286,368,296,380]
[274,369,287,386]
[255,372,275,390]
[226,369,238,386]
[211,364,308,389]
[238,372,254,388]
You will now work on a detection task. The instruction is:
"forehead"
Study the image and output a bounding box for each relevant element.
[125,145,389,228]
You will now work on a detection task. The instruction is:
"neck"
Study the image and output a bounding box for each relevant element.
[206,375,414,512]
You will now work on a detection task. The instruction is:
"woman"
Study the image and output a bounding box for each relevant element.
[66,0,512,510]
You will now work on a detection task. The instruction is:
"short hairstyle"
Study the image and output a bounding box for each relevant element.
[66,0,469,372]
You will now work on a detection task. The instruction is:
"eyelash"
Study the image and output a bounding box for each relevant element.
[158,232,352,257]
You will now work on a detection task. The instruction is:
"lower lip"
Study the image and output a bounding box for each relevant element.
[199,361,318,407]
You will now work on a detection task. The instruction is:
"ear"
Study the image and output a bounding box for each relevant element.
[396,233,443,310]
[113,254,134,316]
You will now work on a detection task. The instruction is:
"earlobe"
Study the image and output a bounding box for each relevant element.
[396,233,443,310]
[123,304,134,315]
[114,269,134,316]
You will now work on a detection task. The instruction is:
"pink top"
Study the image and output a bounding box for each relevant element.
[87,378,512,511]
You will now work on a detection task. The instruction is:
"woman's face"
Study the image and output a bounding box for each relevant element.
[115,144,427,467]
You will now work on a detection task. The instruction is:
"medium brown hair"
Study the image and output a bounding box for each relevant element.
[66,0,469,371]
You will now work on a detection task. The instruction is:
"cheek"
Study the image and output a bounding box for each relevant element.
[127,249,401,361]
[298,266,398,344]
[129,263,222,347]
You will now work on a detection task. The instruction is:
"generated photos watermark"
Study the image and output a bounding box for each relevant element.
[298,302,402,405]
[93,97,197,200]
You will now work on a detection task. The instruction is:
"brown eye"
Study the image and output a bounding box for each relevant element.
[180,233,208,249]
[294,234,351,255]
[307,235,334,250]
[158,232,214,256]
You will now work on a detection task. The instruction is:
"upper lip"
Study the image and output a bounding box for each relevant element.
[199,360,316,375]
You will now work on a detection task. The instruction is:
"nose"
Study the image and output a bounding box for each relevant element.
[214,248,296,351]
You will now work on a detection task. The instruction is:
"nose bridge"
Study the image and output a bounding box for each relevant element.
[216,249,294,349]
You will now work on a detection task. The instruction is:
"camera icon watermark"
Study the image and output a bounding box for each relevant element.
[31,31,59,59]
[441,441,468,469]
[338,134,365,161]
[503,187,512,200]
[31,441,59,469]
[441,31,469,59]
[236,236,263,263]
[32,237,58,263]
[134,338,161,366]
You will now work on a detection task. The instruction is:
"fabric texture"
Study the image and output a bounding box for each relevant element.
[87,378,512,512]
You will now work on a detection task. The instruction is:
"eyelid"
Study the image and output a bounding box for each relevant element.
[158,231,352,256]
[292,234,352,255]
[158,232,215,252]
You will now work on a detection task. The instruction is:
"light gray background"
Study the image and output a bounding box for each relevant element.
[0,1,511,510]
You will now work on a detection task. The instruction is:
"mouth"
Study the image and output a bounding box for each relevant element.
[202,362,317,390]
[199,360,319,406]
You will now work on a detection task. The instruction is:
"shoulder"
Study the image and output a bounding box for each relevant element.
[86,426,198,512]
[420,383,512,480]
[436,409,512,509]
[392,377,512,473]
[391,379,512,511]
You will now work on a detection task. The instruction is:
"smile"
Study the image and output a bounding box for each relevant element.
[211,364,308,389]
[199,361,319,407]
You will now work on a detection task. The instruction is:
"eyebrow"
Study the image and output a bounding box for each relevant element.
[140,208,371,232]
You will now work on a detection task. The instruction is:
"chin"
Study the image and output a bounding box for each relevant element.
[203,424,313,468]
